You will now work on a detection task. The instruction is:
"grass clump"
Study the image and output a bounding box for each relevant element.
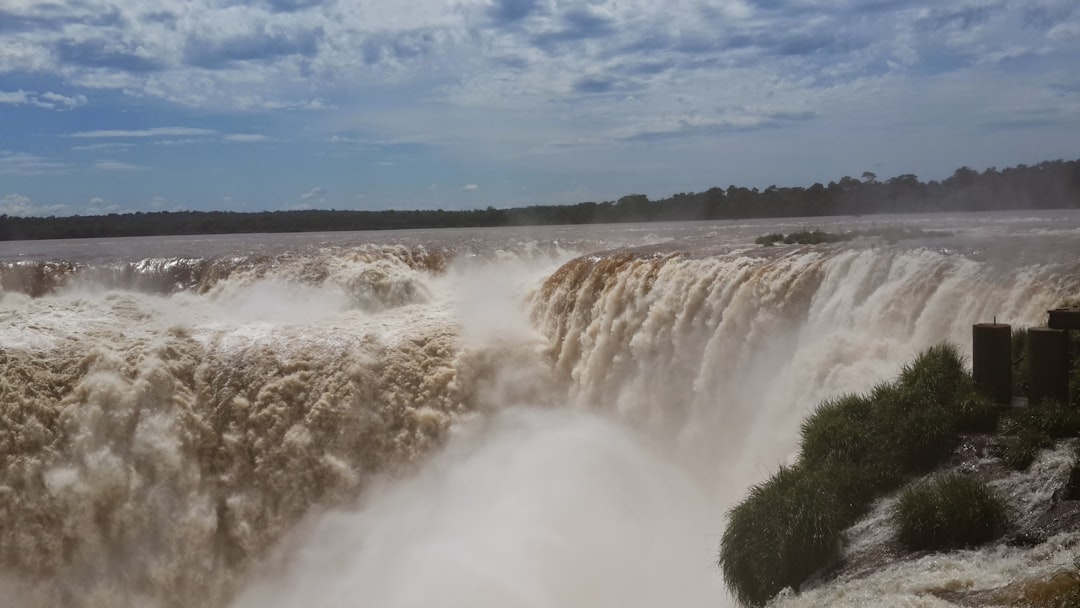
[1002,429,1053,471]
[720,464,848,607]
[998,399,1080,470]
[720,343,991,606]
[1003,399,1080,439]
[895,474,1009,551]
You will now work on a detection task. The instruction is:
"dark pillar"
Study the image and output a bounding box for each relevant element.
[973,323,1012,404]
[1028,327,1069,405]
[1048,309,1080,330]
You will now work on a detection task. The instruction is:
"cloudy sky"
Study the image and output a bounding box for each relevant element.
[2,0,1079,216]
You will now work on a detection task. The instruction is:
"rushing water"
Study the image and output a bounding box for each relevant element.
[1,212,1079,607]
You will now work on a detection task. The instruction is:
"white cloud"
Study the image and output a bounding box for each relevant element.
[94,160,146,171]
[224,133,272,142]
[71,142,135,152]
[83,196,123,215]
[0,151,68,175]
[71,127,217,138]
[1048,21,1080,42]
[154,139,206,146]
[0,89,86,110]
[0,193,69,217]
[463,183,479,191]
[0,0,1077,208]
[0,91,31,105]
[38,91,88,109]
[300,186,326,201]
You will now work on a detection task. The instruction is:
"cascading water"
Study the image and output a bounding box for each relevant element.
[0,213,1078,608]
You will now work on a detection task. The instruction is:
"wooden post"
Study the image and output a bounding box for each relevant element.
[1028,327,1069,405]
[973,323,1011,404]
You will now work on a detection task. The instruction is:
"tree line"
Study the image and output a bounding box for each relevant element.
[2,159,1078,241]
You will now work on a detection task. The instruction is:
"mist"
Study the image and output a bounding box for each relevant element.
[231,408,727,608]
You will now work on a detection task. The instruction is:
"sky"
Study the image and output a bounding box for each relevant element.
[1,0,1079,216]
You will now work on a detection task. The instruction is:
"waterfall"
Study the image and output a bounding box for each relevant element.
[0,218,1077,607]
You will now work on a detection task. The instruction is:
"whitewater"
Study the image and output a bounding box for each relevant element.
[1,211,1079,607]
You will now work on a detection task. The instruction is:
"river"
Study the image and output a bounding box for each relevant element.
[1,211,1078,607]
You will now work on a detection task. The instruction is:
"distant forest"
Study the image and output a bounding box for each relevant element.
[2,159,1079,241]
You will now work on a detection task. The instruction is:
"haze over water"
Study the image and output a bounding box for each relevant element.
[2,211,1079,607]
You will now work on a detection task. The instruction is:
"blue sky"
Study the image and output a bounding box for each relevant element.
[1,0,1079,216]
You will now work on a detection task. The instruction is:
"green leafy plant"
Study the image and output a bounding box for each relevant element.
[895,474,1010,551]
[721,343,984,606]
[719,464,847,607]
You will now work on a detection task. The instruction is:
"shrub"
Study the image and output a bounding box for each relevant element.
[799,394,874,465]
[897,343,970,407]
[719,464,846,607]
[755,233,785,246]
[955,394,1000,433]
[1003,399,1080,438]
[1002,429,1053,471]
[998,399,1080,469]
[895,475,1010,551]
[872,383,959,474]
[722,343,980,605]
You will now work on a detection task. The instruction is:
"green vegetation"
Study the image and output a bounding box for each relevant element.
[1000,400,1080,470]
[1,159,1078,240]
[1003,399,1080,438]
[1002,428,1053,471]
[719,344,997,606]
[895,474,1009,551]
[1003,316,1080,470]
[755,230,850,246]
[754,226,954,247]
[719,464,850,608]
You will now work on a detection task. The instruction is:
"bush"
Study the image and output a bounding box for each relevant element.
[1002,429,1053,471]
[799,394,874,465]
[897,343,969,406]
[872,383,959,474]
[955,394,1000,433]
[719,464,847,607]
[999,399,1080,469]
[895,475,1009,551]
[1003,399,1080,438]
[722,343,980,605]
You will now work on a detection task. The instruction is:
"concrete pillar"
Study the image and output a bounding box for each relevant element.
[1048,309,1080,331]
[1028,327,1069,405]
[973,323,1012,404]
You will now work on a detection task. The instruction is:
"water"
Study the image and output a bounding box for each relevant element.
[1,212,1078,607]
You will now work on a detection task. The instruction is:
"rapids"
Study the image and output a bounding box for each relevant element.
[1,212,1078,607]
